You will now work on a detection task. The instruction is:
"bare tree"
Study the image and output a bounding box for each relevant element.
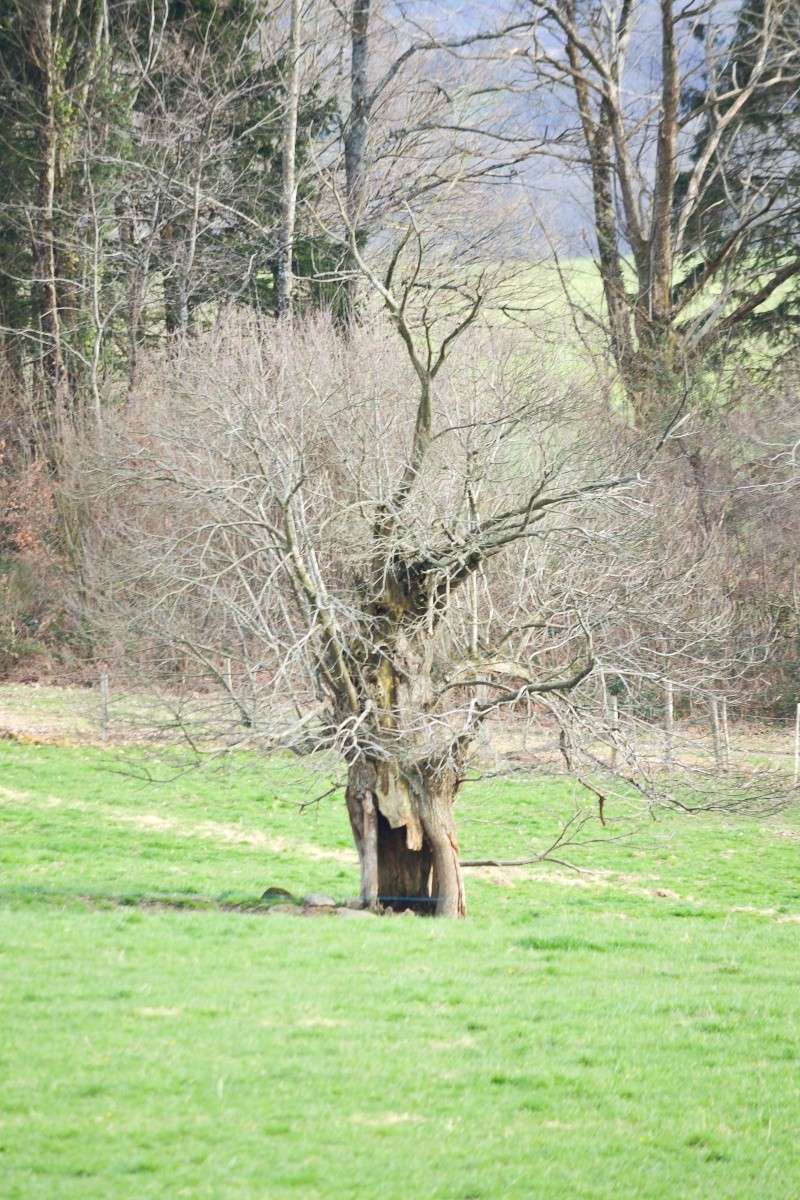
[518,0,800,423]
[712,360,800,712]
[276,0,304,318]
[342,0,371,312]
[80,222,772,916]
[0,0,112,438]
[328,1,538,318]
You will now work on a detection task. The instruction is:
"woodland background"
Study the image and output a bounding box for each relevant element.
[1,0,799,719]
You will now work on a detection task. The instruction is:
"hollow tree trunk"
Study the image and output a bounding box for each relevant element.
[346,757,465,917]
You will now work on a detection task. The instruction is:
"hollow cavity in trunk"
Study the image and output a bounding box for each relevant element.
[345,758,465,917]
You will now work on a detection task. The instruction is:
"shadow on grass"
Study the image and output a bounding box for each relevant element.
[0,886,437,917]
[0,885,287,916]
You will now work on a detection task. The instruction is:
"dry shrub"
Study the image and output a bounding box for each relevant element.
[0,451,65,672]
[0,420,79,678]
[722,363,800,714]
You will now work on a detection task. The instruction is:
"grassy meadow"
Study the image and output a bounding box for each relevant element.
[1,687,799,1200]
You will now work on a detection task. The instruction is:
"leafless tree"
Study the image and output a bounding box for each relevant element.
[711,360,800,711]
[276,0,303,317]
[0,0,113,437]
[516,0,800,423]
[77,221,777,916]
[326,1,540,317]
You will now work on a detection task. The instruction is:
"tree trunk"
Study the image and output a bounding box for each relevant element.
[276,0,301,319]
[343,0,371,322]
[163,243,191,337]
[30,0,70,440]
[346,757,466,917]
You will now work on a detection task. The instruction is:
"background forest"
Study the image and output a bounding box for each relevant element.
[1,0,799,721]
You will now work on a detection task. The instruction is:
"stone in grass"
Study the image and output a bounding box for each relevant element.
[266,904,302,915]
[337,906,376,919]
[303,893,337,908]
[260,886,297,905]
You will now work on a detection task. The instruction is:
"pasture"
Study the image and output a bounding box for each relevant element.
[1,690,799,1199]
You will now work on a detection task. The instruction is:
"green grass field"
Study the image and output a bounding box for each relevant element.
[1,729,799,1199]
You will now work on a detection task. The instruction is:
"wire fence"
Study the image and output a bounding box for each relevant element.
[1,671,799,791]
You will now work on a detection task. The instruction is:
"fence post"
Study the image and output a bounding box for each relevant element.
[709,696,724,773]
[521,698,533,754]
[599,666,609,717]
[664,679,674,773]
[610,696,619,771]
[100,672,110,742]
[720,697,731,771]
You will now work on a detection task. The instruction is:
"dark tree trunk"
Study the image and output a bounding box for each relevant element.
[343,0,371,322]
[346,757,465,917]
[163,265,190,337]
[276,0,301,319]
[30,0,69,438]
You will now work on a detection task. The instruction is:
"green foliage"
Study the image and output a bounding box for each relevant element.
[0,736,799,1199]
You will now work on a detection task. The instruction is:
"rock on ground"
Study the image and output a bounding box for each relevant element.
[303,893,337,908]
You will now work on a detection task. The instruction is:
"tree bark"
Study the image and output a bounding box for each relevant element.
[343,0,371,321]
[346,756,465,916]
[29,0,69,438]
[163,223,192,338]
[276,0,302,319]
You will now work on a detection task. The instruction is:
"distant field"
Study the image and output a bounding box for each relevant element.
[1,686,799,1200]
[486,257,788,383]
